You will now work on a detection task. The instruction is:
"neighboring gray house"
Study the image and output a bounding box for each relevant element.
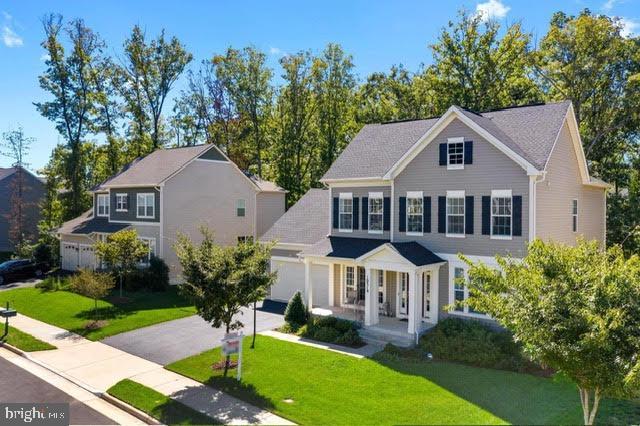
[0,167,45,252]
[58,144,286,282]
[261,101,609,345]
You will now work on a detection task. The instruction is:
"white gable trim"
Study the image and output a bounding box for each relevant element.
[383,106,541,180]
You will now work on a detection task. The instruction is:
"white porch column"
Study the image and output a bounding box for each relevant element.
[430,266,440,324]
[407,269,420,334]
[328,263,334,307]
[304,259,313,309]
[364,267,379,326]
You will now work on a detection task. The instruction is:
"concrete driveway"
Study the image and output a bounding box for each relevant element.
[0,277,42,291]
[102,303,285,365]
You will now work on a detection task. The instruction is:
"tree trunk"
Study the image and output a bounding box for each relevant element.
[223,323,231,377]
[579,387,601,425]
[251,300,257,349]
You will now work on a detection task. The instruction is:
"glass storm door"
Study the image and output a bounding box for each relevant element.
[399,272,409,316]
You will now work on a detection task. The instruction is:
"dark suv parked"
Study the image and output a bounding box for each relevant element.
[0,259,47,286]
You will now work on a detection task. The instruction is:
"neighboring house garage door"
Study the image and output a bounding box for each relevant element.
[61,242,79,271]
[270,259,329,306]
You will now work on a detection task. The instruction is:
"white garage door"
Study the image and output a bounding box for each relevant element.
[61,242,79,271]
[78,244,97,270]
[270,259,329,307]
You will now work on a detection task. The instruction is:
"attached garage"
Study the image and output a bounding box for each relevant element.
[270,258,329,307]
[60,240,97,271]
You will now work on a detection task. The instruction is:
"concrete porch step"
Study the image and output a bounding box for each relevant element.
[359,327,415,348]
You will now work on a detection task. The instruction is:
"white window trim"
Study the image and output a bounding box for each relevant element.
[236,199,246,217]
[446,190,465,238]
[115,193,128,212]
[572,199,578,233]
[406,191,424,236]
[136,193,155,219]
[490,189,513,241]
[96,194,109,217]
[368,192,384,235]
[338,192,353,233]
[447,137,465,170]
[138,237,156,265]
[448,261,488,319]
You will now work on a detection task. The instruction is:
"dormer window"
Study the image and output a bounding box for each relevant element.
[97,194,109,217]
[447,137,465,170]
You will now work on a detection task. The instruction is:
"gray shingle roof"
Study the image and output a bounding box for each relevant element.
[260,189,329,245]
[57,210,130,235]
[322,101,572,180]
[389,242,444,266]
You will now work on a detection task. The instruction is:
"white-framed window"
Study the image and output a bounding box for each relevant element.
[406,191,423,235]
[451,264,485,316]
[236,199,246,217]
[446,190,465,237]
[138,237,156,265]
[447,137,464,170]
[345,266,355,301]
[339,193,353,232]
[96,194,109,217]
[572,199,578,233]
[137,193,155,219]
[115,193,128,212]
[368,192,383,234]
[491,190,512,239]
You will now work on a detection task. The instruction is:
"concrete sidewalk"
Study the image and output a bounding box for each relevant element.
[9,314,293,425]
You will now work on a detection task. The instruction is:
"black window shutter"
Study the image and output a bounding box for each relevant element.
[332,197,339,229]
[465,196,474,234]
[464,141,473,165]
[482,196,491,235]
[353,197,359,230]
[399,197,406,232]
[513,195,522,236]
[361,197,368,230]
[423,196,431,233]
[383,197,390,231]
[439,143,447,166]
[438,196,446,233]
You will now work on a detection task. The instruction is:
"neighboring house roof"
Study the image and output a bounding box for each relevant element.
[322,101,572,180]
[248,175,286,192]
[0,166,45,184]
[57,210,129,235]
[260,189,329,245]
[96,145,212,189]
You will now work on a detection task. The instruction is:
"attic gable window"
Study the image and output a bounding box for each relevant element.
[447,137,465,170]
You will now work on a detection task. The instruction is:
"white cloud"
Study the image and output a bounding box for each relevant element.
[602,0,617,11]
[1,11,11,21]
[2,26,22,47]
[475,0,510,21]
[40,53,50,61]
[269,46,282,55]
[619,17,639,37]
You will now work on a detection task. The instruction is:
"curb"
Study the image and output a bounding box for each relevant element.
[0,341,158,425]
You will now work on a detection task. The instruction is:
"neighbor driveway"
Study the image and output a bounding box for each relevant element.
[102,304,285,365]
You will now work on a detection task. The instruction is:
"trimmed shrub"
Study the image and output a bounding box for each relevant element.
[334,328,363,346]
[284,291,308,328]
[296,315,364,347]
[420,318,543,374]
[35,276,69,292]
[123,257,170,292]
[312,326,341,343]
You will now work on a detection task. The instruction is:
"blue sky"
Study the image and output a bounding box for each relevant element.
[0,0,638,172]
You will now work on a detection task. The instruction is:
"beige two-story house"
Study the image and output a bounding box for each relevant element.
[59,144,286,282]
[261,101,609,346]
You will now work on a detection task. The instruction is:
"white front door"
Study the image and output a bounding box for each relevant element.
[422,272,432,320]
[399,272,409,316]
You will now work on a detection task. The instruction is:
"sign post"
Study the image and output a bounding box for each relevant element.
[221,332,243,381]
[0,302,17,342]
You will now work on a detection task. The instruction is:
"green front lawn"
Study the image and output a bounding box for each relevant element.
[108,379,219,425]
[0,287,195,341]
[3,326,56,351]
[166,335,640,425]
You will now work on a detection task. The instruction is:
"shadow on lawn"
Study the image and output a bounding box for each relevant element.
[202,376,276,412]
[148,392,220,425]
[370,350,640,425]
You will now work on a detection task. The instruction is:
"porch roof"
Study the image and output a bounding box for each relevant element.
[301,236,444,267]
[57,210,130,235]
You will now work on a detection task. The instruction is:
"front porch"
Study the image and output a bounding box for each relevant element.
[303,239,446,344]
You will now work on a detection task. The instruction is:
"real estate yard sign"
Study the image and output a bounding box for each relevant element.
[222,332,243,381]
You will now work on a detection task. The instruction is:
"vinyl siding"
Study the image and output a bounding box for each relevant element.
[109,187,160,223]
[331,186,391,239]
[536,121,606,245]
[162,160,257,281]
[394,118,529,258]
[256,192,286,239]
[0,172,45,251]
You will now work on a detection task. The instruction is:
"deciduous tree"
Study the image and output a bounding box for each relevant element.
[95,229,149,298]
